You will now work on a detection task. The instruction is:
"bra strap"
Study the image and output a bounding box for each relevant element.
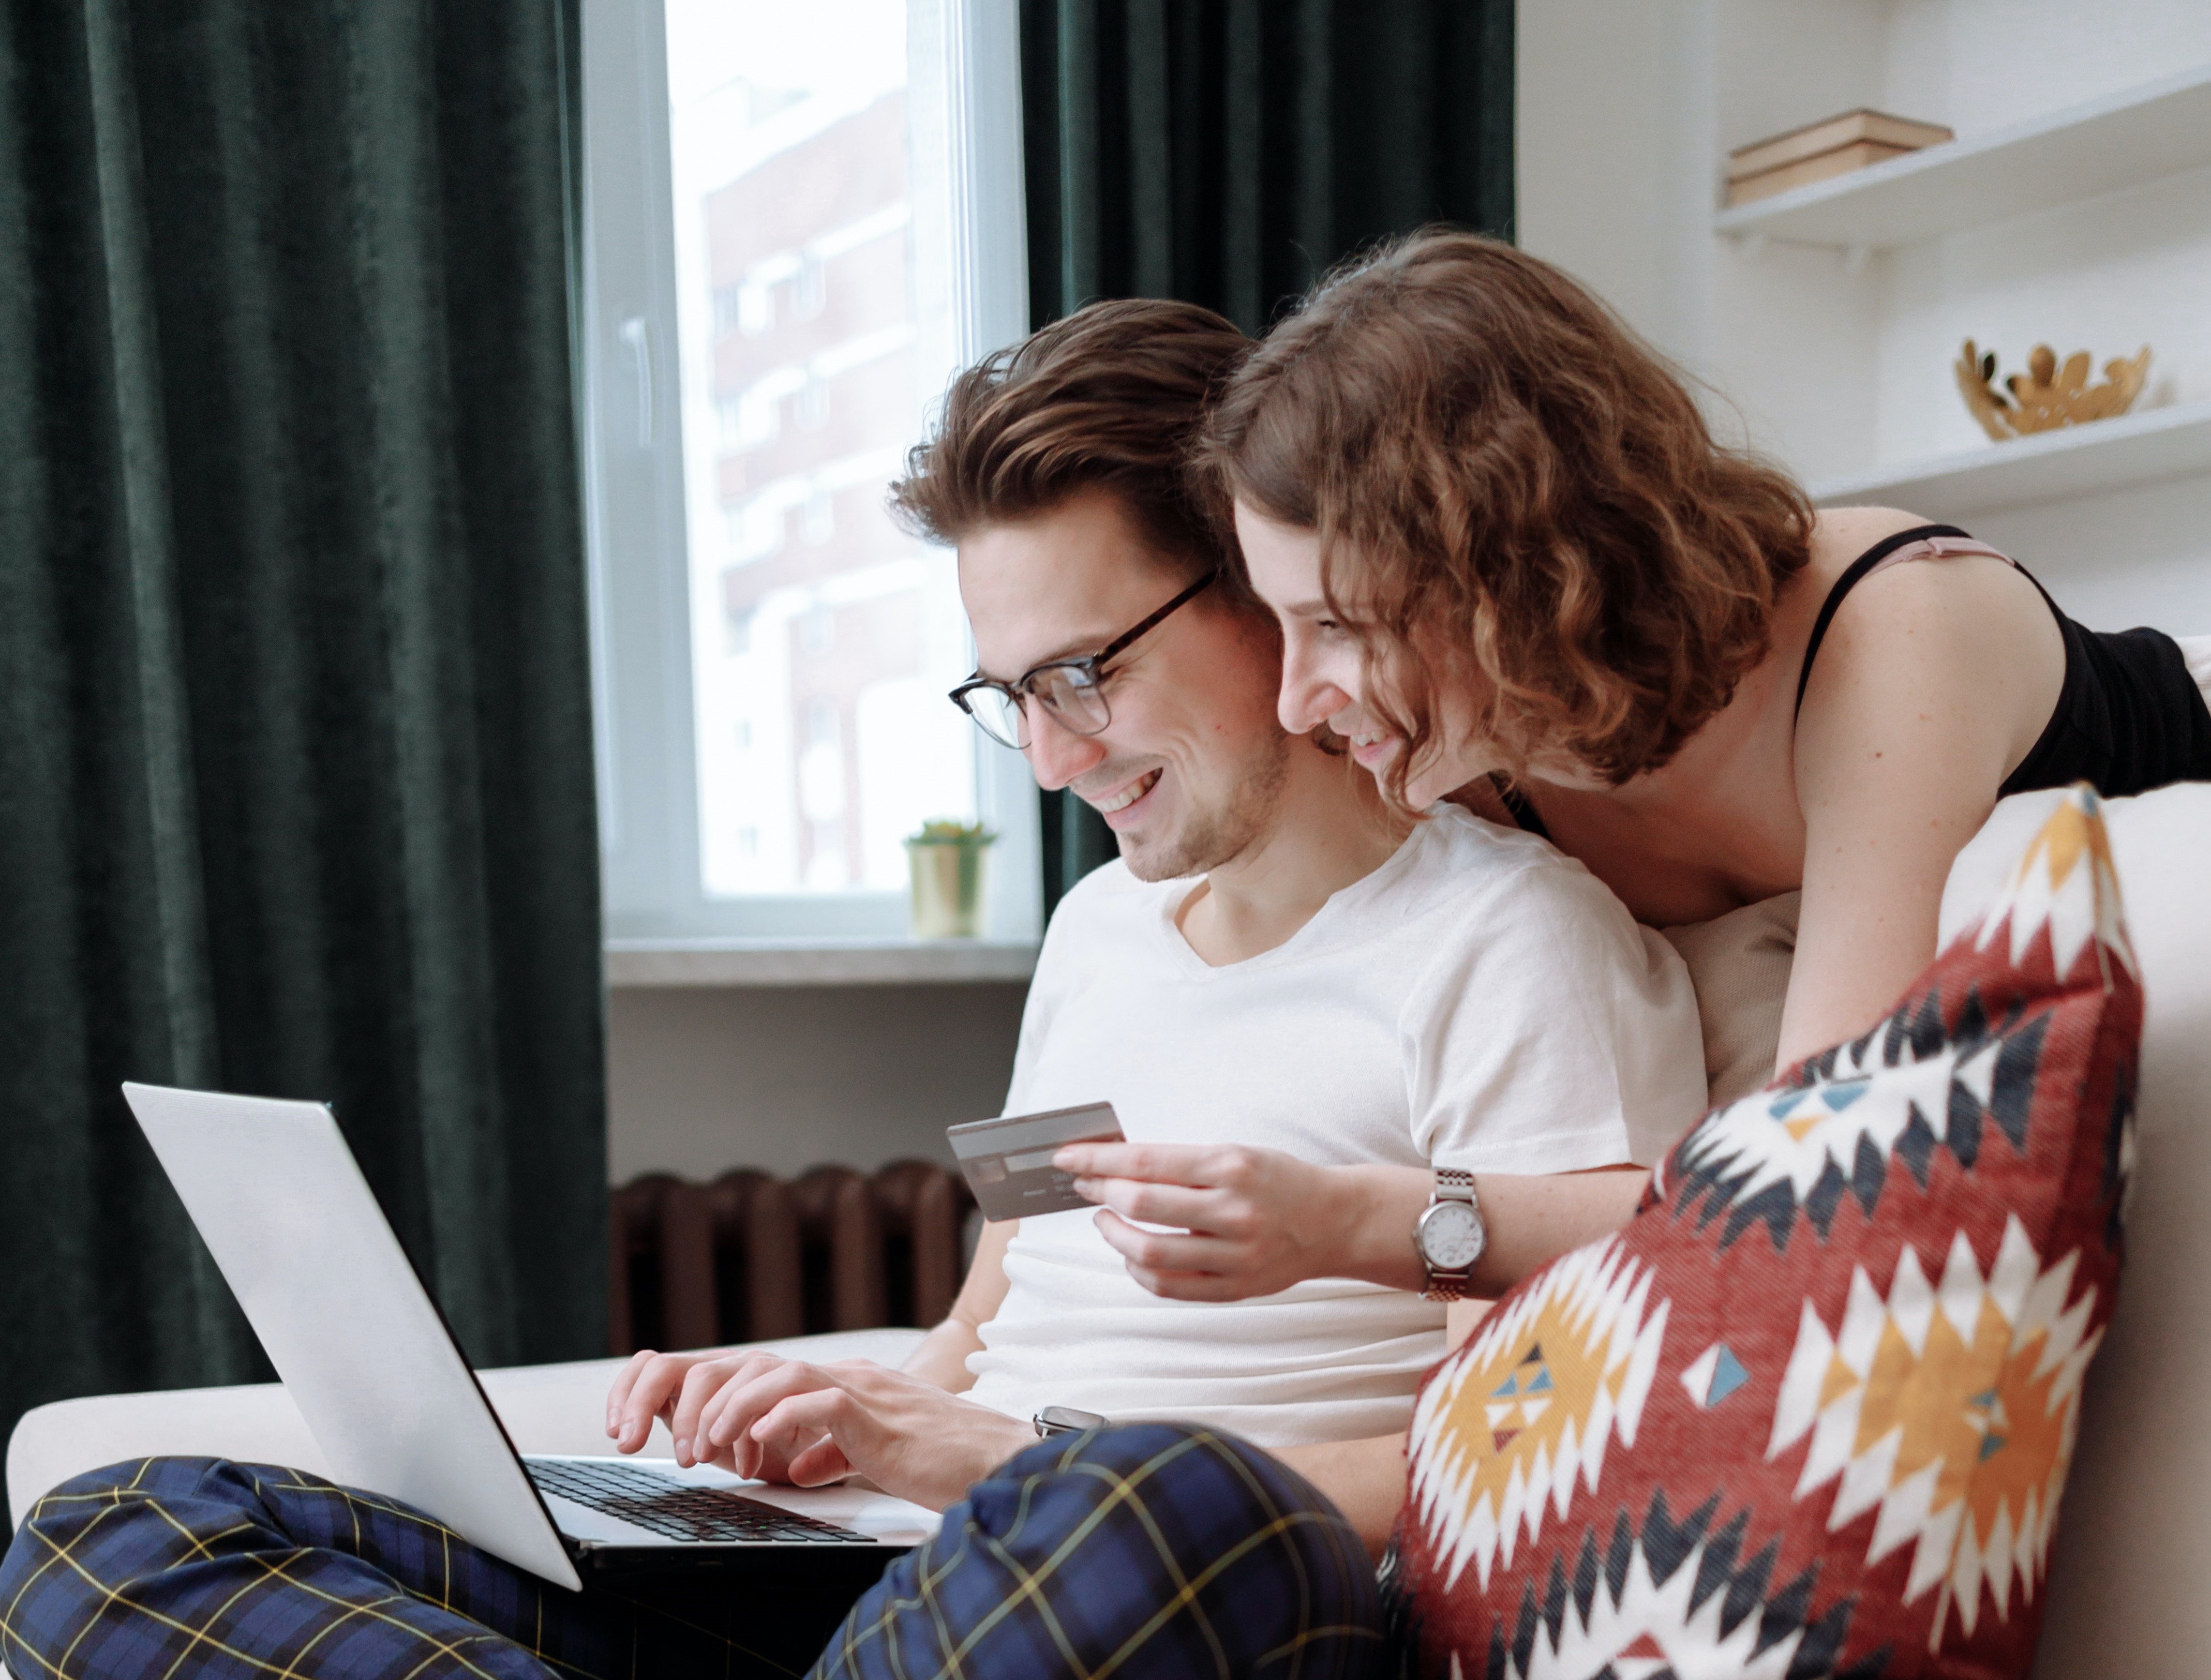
[1792,524,1974,720]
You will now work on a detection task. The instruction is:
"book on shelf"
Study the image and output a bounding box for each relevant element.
[1728,108,1954,177]
[1724,108,1954,206]
[1727,140,1920,204]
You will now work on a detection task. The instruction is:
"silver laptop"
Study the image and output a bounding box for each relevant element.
[122,1082,936,1591]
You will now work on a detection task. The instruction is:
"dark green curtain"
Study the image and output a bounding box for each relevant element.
[1020,0,1516,914]
[0,0,606,1446]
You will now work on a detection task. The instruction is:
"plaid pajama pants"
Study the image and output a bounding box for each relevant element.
[1,1424,1385,1679]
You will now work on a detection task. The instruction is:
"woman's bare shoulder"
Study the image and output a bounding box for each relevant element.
[1804,505,1940,574]
[1792,508,2066,801]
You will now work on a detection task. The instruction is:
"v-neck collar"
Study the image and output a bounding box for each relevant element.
[1152,814,1441,978]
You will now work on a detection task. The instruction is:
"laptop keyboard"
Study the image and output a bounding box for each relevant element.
[526,1457,873,1543]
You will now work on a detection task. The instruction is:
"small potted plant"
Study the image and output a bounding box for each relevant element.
[904,818,996,939]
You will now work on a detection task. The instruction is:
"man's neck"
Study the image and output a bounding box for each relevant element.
[1174,741,1413,967]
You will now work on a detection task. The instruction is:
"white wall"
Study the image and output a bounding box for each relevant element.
[607,981,1026,1183]
[1516,0,2211,632]
[1515,0,1716,371]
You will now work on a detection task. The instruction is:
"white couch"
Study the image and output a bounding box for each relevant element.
[4,1327,926,1531]
[1934,785,2211,1677]
[6,785,2204,1677]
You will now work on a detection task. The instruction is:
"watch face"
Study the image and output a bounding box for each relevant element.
[1421,1199,1484,1270]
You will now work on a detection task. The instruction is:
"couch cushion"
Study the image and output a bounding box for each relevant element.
[1390,788,2141,1677]
[5,1326,925,1528]
[1661,893,1799,1107]
[1938,782,2211,1679]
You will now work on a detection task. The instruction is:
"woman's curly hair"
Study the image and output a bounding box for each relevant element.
[1198,230,1814,798]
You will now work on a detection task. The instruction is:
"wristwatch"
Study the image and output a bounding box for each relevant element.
[1416,1168,1486,1301]
[1034,1405,1111,1438]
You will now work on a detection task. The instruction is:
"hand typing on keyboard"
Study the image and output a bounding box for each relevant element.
[607,1348,828,1483]
[611,1349,1037,1514]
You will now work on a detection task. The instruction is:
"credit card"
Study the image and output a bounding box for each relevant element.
[948,1102,1125,1221]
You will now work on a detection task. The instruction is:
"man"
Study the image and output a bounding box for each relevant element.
[606,298,1708,1550]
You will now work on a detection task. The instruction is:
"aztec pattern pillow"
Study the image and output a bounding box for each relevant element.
[1390,787,2141,1679]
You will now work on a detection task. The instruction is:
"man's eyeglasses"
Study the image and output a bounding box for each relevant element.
[949,571,1218,750]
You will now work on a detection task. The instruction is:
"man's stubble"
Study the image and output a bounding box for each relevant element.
[1116,729,1293,883]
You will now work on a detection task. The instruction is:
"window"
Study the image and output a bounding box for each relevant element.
[582,0,1036,945]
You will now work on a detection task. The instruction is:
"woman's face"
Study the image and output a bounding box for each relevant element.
[1236,499,1498,806]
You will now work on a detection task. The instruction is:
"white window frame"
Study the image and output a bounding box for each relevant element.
[579,0,1040,963]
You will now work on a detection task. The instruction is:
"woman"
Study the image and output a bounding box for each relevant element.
[1217,230,2208,1058]
[1054,228,2210,1304]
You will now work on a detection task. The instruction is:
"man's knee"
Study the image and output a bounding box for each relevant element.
[8,1459,279,1607]
[970,1422,1364,1565]
[13,1456,234,1547]
[15,1456,338,1547]
[819,1423,1384,1678]
[4,1455,417,1615]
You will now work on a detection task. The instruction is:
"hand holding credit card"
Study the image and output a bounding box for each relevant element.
[948,1102,1126,1220]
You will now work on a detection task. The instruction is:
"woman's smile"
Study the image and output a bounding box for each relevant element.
[1347,731,1397,769]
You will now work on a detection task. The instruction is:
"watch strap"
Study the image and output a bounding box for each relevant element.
[1420,1168,1482,1302]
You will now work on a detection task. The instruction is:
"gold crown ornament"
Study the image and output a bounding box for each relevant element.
[1955,339,2151,441]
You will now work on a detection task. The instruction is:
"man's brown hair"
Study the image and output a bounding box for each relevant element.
[1200,230,1815,796]
[891,298,1252,592]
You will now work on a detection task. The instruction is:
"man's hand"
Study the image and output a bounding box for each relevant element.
[694,1355,1037,1511]
[605,1348,826,1479]
[1052,1142,1416,1299]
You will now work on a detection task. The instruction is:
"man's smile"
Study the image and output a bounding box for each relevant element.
[1084,767,1162,820]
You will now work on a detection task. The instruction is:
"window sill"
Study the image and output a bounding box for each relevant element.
[604,938,1040,988]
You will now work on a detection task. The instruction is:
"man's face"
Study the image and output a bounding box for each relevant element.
[959,490,1291,881]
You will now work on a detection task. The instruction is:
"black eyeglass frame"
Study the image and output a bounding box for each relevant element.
[948,569,1219,748]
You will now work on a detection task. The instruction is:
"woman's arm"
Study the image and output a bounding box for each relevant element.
[900,1217,1016,1391]
[1051,1144,1646,1301]
[1783,553,2064,1065]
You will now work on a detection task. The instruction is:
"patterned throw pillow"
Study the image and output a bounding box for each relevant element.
[1390,788,2140,1679]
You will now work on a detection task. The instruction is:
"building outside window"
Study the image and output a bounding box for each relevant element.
[584,0,1035,951]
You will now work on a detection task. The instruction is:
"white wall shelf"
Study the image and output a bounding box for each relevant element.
[1714,63,2211,251]
[606,938,1039,988]
[1806,399,2211,520]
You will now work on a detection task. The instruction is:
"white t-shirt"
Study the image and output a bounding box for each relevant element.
[963,804,1708,1447]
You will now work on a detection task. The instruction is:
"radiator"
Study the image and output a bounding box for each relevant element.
[608,1161,978,1355]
